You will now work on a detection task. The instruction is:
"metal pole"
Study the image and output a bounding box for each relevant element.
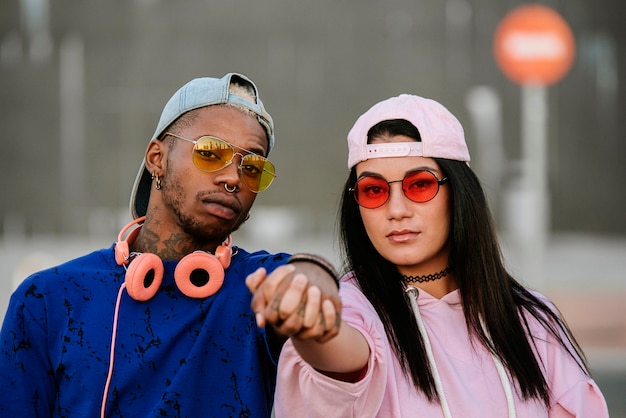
[520,84,548,288]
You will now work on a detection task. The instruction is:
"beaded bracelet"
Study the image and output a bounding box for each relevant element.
[286,253,340,288]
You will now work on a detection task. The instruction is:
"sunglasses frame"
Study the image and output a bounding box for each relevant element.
[350,170,448,209]
[164,132,276,192]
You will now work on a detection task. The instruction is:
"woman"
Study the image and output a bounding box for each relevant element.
[247,94,608,417]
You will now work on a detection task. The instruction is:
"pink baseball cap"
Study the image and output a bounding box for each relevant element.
[347,94,470,169]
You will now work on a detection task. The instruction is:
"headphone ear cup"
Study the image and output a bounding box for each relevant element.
[125,253,164,301]
[215,244,232,269]
[174,252,225,298]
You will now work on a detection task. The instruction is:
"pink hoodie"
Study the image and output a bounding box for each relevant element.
[274,274,608,418]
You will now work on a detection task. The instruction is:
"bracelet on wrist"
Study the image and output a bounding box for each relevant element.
[286,253,340,288]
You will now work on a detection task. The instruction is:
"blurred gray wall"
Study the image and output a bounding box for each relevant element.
[0,0,625,238]
[1,2,626,415]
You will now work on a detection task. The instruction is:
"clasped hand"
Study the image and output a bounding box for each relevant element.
[246,264,341,343]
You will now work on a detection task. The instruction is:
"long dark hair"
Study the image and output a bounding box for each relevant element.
[338,120,588,405]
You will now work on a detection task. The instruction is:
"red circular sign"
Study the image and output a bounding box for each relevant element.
[494,4,576,86]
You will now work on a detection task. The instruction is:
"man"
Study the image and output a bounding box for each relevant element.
[0,73,339,417]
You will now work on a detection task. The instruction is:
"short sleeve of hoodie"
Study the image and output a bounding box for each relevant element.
[528,294,609,417]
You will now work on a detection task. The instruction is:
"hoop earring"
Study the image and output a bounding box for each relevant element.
[152,173,162,190]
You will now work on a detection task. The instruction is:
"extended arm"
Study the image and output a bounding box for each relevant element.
[246,261,369,376]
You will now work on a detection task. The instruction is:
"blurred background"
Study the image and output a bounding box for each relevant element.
[0,0,624,415]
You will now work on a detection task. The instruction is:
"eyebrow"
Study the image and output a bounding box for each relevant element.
[236,143,265,156]
[358,166,441,179]
[232,138,267,156]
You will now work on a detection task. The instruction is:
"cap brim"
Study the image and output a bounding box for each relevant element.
[129,158,152,219]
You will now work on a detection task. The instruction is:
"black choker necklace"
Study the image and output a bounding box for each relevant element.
[401,267,451,284]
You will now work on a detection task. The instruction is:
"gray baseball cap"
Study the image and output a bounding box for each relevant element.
[129,73,275,219]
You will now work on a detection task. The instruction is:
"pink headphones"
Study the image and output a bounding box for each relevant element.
[114,216,232,300]
[102,217,232,416]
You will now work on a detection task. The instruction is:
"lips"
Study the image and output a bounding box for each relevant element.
[200,195,241,220]
[387,229,419,243]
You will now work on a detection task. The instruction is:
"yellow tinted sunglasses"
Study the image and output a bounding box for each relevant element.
[165,133,276,192]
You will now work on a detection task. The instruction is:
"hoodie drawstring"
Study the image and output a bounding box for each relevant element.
[405,286,517,418]
[479,317,517,418]
[405,286,453,418]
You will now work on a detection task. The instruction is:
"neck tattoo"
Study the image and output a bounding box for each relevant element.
[401,267,451,284]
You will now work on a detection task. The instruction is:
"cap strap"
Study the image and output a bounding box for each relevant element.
[365,142,424,160]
